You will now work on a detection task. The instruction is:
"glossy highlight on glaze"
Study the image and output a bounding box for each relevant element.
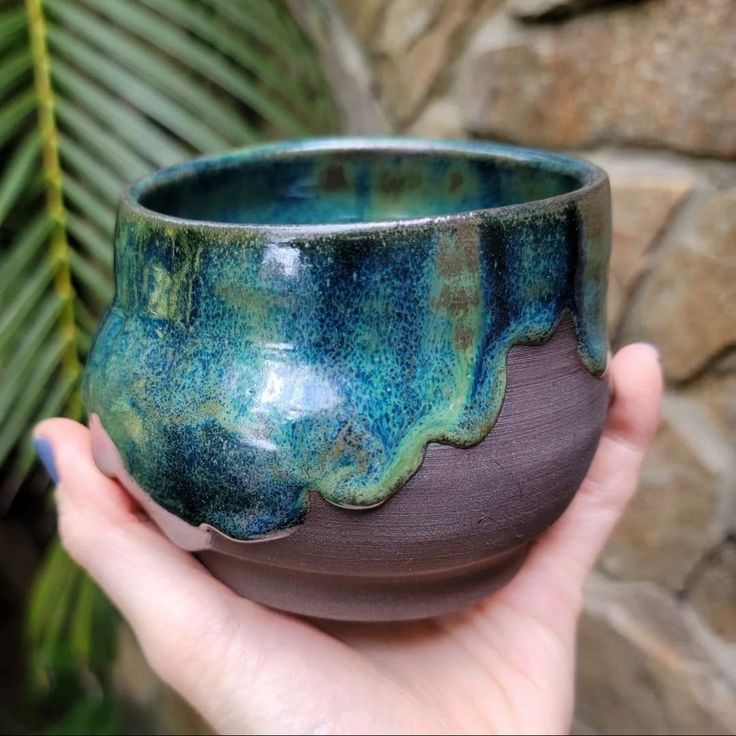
[83,138,610,540]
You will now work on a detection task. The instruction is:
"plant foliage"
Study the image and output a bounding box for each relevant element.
[0,0,334,730]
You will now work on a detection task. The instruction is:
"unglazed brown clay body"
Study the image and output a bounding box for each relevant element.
[84,138,611,620]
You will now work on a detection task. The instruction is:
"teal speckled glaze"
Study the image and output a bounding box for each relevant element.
[83,138,610,540]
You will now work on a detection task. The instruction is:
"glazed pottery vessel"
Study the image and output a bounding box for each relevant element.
[84,138,611,621]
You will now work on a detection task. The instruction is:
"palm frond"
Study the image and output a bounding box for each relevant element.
[0,0,335,723]
[2,0,334,498]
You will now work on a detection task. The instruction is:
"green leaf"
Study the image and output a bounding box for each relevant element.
[69,574,96,665]
[28,540,73,646]
[0,88,36,149]
[0,214,52,297]
[52,59,188,166]
[67,213,113,268]
[62,175,117,234]
[73,296,101,336]
[48,0,258,146]
[75,328,92,357]
[69,249,114,305]
[0,131,40,224]
[59,133,129,207]
[0,46,31,97]
[0,336,68,466]
[0,8,25,49]
[55,98,150,182]
[50,27,233,151]
[208,0,306,62]
[0,294,63,420]
[35,372,79,422]
[83,0,311,136]
[139,0,314,103]
[0,258,55,356]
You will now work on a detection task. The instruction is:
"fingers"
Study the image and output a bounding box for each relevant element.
[33,420,371,734]
[32,419,253,681]
[510,343,663,608]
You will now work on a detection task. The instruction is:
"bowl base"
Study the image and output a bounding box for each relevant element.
[197,544,529,622]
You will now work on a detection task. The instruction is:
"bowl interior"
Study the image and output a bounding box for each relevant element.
[134,143,591,226]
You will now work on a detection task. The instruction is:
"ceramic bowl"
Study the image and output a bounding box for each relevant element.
[84,138,611,621]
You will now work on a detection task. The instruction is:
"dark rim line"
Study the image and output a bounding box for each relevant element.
[121,137,609,237]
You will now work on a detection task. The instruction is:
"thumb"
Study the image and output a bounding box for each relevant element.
[31,418,242,682]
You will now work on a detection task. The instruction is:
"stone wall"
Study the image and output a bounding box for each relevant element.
[295,0,736,732]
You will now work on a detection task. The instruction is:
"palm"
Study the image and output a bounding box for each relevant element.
[317,587,576,735]
[193,534,579,735]
[37,344,661,735]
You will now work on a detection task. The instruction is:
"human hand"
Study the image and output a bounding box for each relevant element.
[34,343,661,735]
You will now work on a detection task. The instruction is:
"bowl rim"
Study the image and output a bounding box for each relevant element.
[121,136,609,236]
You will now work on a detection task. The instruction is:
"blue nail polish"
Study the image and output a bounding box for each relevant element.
[33,438,59,483]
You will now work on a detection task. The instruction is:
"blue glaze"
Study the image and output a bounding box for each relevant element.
[83,138,610,540]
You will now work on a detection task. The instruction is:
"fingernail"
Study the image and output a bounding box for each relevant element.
[643,343,661,362]
[639,340,662,363]
[33,437,59,483]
